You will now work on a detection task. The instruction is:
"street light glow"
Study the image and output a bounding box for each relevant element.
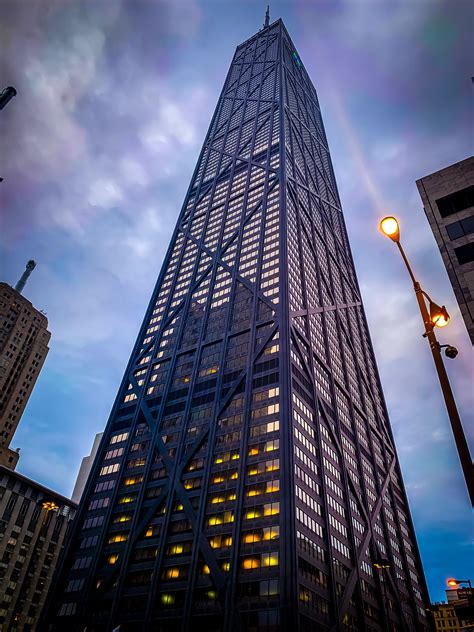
[430,302,450,328]
[447,578,458,587]
[380,216,400,242]
[42,501,59,511]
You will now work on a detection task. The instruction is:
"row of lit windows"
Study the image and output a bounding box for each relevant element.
[241,551,279,570]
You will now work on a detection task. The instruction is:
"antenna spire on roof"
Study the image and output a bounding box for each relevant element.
[264,5,270,28]
[15,260,36,294]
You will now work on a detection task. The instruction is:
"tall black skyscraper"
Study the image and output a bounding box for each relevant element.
[43,18,430,632]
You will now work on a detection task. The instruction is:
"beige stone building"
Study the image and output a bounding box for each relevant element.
[431,588,474,631]
[416,156,474,344]
[0,466,77,631]
[0,262,51,469]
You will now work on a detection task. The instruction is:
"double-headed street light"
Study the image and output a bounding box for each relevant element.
[379,216,474,506]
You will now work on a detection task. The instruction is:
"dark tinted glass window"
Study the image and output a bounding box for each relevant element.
[446,216,474,240]
[454,242,474,265]
[436,185,474,218]
[461,215,474,235]
[446,221,464,240]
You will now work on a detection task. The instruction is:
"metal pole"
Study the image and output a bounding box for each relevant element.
[396,242,474,506]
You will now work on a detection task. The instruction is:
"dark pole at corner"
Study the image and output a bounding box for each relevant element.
[396,240,474,506]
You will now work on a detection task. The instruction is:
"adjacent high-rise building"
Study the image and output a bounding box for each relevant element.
[42,18,430,632]
[416,156,474,344]
[0,261,51,469]
[71,434,104,504]
[0,466,76,631]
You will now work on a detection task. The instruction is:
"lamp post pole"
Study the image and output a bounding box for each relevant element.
[395,239,474,506]
[380,217,474,506]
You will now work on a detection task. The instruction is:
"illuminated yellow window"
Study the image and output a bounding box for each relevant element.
[247,487,261,498]
[210,495,225,505]
[107,554,119,565]
[264,440,279,452]
[208,511,234,527]
[245,508,262,520]
[243,531,262,544]
[118,495,136,504]
[161,593,175,605]
[242,557,260,570]
[175,503,184,511]
[214,456,224,464]
[107,533,128,544]
[221,562,230,572]
[222,536,233,547]
[299,590,311,604]
[261,552,279,567]
[265,344,279,355]
[248,447,259,457]
[209,537,220,549]
[207,590,217,600]
[227,492,237,501]
[168,544,183,555]
[96,579,102,588]
[263,502,280,516]
[165,567,180,579]
[266,459,279,472]
[230,471,238,480]
[263,526,280,540]
[145,526,154,537]
[212,475,225,484]
[248,466,259,476]
[231,453,239,460]
[266,480,280,493]
[114,514,131,523]
[202,564,210,575]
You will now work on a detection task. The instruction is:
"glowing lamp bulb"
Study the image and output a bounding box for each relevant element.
[447,578,458,587]
[430,303,450,328]
[380,216,400,242]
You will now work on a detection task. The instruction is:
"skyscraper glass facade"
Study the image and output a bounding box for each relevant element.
[42,19,430,632]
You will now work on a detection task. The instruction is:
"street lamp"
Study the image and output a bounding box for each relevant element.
[447,578,473,589]
[0,86,17,111]
[379,216,474,506]
[372,559,396,631]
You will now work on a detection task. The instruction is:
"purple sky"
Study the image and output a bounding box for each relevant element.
[1,0,472,603]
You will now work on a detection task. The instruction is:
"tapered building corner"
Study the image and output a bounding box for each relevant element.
[42,19,431,632]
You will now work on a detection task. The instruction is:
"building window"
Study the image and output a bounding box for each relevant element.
[446,215,474,240]
[436,185,474,218]
[454,242,474,265]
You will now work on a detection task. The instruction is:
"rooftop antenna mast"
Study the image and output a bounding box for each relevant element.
[15,260,36,294]
[264,5,270,28]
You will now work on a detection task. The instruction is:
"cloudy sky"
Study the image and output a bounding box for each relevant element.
[1,0,472,603]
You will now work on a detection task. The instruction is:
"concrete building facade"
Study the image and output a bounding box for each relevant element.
[416,156,474,344]
[0,466,77,631]
[0,276,51,469]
